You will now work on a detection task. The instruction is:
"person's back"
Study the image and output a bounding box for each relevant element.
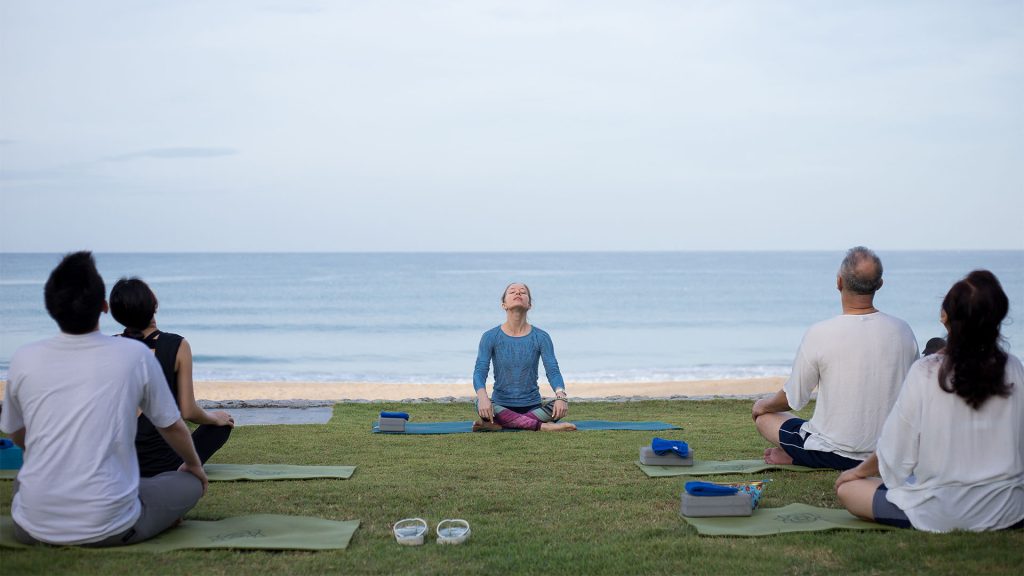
[753,246,919,470]
[5,333,172,543]
[879,353,1024,530]
[836,269,1023,532]
[0,251,206,546]
[788,311,918,459]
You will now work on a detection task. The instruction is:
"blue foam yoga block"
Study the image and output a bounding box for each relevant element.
[0,439,23,470]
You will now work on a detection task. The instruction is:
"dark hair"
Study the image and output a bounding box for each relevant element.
[44,251,106,335]
[938,270,1013,409]
[110,277,158,336]
[922,337,946,356]
[839,246,883,295]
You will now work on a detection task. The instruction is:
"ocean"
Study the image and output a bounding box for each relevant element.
[1,252,1021,385]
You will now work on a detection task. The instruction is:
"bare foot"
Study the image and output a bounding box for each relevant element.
[540,422,577,432]
[472,420,502,432]
[763,447,793,465]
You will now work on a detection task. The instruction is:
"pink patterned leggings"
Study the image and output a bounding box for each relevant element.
[491,402,556,431]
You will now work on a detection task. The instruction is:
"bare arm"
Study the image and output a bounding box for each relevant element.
[751,389,792,420]
[156,418,208,494]
[10,428,25,449]
[835,452,880,490]
[175,339,233,428]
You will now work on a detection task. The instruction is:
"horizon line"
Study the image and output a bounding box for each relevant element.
[2,248,1022,256]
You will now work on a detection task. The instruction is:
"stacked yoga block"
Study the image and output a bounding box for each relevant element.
[638,446,694,466]
[679,492,753,517]
[680,481,761,517]
[0,438,23,470]
[378,411,409,433]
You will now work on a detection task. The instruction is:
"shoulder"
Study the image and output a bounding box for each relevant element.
[98,333,150,353]
[909,353,942,379]
[8,338,53,371]
[803,317,841,340]
[11,337,54,357]
[480,326,502,342]
[1005,353,1024,380]
[159,332,186,354]
[874,312,915,332]
[531,326,552,339]
[110,336,156,362]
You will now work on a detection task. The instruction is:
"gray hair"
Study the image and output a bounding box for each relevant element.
[839,246,883,295]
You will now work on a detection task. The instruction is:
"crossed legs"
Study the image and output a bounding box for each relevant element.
[491,401,576,432]
[12,471,202,546]
[754,411,796,464]
[836,477,883,521]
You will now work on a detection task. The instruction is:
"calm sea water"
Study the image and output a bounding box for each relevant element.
[1,252,1021,385]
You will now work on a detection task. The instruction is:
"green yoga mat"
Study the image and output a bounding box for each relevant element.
[0,464,356,482]
[203,464,355,481]
[637,459,817,477]
[0,514,359,551]
[681,503,893,536]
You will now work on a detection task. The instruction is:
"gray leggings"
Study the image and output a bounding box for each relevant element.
[13,471,203,547]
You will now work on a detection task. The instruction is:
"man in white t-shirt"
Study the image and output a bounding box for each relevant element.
[751,247,919,470]
[1,252,208,546]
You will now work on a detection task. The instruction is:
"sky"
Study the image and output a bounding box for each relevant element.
[1,0,1022,252]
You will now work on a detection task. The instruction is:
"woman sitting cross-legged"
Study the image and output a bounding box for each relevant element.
[110,278,235,476]
[835,270,1023,532]
[472,282,576,432]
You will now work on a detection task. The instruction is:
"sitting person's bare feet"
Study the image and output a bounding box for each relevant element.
[539,422,577,431]
[472,420,502,432]
[763,447,794,465]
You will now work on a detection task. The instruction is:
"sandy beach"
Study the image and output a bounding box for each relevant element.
[1,377,783,403]
[0,377,781,404]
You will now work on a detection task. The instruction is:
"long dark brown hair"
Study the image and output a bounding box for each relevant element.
[938,270,1013,409]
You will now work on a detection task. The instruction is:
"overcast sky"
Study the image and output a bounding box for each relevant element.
[1,1,1021,252]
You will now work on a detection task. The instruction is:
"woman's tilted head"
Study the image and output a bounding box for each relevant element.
[110,277,158,332]
[938,269,1012,409]
[501,283,532,310]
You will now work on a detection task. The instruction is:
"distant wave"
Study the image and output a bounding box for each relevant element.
[184,364,791,384]
[192,354,295,364]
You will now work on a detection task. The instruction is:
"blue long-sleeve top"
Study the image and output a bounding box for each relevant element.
[473,325,565,407]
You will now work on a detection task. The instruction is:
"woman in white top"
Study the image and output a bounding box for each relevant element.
[835,270,1024,532]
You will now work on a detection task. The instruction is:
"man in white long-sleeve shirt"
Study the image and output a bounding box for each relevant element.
[1,252,208,546]
[751,247,919,470]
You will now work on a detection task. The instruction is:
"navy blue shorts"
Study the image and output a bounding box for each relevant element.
[778,418,863,471]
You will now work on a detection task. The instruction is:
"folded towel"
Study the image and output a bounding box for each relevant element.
[379,412,410,420]
[721,480,768,509]
[0,439,13,450]
[685,481,740,496]
[651,437,689,458]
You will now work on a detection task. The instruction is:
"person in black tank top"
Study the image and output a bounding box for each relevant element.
[110,278,234,477]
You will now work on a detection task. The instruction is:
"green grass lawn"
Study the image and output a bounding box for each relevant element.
[2,400,1022,575]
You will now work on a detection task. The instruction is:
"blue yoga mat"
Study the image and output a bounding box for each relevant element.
[371,420,681,434]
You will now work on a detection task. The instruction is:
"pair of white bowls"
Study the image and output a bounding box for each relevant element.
[393,518,471,546]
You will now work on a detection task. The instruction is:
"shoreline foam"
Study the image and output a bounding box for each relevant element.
[1,377,785,404]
